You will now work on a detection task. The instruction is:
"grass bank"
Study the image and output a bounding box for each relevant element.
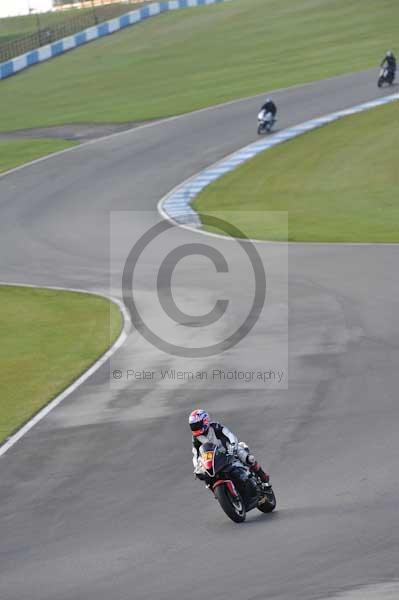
[1,0,398,132]
[0,286,123,444]
[192,102,399,243]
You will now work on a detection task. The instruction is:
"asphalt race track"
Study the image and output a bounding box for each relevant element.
[1,69,399,600]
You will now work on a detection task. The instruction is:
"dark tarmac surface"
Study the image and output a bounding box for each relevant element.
[1,68,398,600]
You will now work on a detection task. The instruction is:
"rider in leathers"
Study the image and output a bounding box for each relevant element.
[189,409,269,497]
[381,51,397,78]
[260,97,277,118]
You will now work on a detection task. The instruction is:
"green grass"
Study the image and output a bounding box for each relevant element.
[0,286,123,444]
[192,102,399,243]
[1,0,398,132]
[0,139,77,173]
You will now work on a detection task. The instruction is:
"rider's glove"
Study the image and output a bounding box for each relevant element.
[194,463,205,476]
[194,466,207,481]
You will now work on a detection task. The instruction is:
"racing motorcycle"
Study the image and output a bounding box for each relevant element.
[378,66,395,87]
[257,109,276,134]
[197,442,276,523]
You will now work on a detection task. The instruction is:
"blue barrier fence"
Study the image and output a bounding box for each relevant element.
[0,0,228,80]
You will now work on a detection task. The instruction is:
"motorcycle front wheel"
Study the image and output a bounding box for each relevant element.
[214,485,246,523]
[377,77,384,88]
[257,124,265,135]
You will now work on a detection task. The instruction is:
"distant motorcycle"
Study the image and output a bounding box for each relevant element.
[378,66,395,88]
[197,442,276,523]
[257,109,276,134]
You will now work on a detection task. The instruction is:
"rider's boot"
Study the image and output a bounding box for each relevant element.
[249,460,270,484]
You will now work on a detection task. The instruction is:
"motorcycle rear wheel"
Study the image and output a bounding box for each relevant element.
[257,487,277,513]
[214,485,246,523]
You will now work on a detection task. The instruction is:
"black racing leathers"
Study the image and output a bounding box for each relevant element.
[381,54,397,74]
[260,101,277,117]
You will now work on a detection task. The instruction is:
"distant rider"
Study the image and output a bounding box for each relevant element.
[381,51,396,77]
[189,409,270,488]
[260,97,277,119]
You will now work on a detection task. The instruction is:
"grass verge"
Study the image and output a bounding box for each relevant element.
[0,139,77,174]
[1,0,398,131]
[0,286,123,444]
[192,102,399,243]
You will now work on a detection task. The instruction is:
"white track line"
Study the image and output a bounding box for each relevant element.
[0,283,131,458]
[158,92,399,246]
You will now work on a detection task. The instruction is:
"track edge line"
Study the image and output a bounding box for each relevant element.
[157,92,399,246]
[0,282,131,458]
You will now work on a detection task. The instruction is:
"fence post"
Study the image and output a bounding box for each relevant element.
[35,13,44,46]
[90,0,99,25]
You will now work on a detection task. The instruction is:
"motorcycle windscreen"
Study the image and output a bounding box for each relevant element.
[201,450,215,475]
[199,442,217,477]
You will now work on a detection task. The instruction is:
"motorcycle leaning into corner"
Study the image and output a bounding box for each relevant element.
[257,109,276,134]
[195,441,276,523]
